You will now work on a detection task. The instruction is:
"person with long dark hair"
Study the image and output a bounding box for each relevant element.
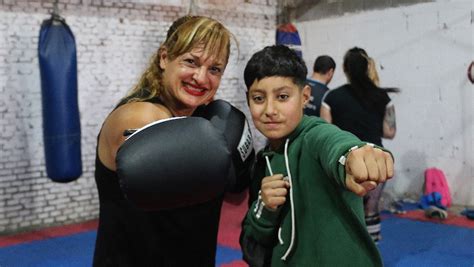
[320,47,399,243]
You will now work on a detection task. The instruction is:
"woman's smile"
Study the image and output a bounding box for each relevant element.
[182,82,207,96]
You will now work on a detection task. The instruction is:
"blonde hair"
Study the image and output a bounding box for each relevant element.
[122,16,234,104]
[367,57,380,86]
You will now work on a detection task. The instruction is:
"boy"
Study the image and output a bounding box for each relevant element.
[240,45,393,267]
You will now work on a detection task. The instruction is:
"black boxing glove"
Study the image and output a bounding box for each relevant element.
[116,117,231,211]
[193,100,255,193]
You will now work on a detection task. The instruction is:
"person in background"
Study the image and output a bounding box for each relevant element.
[320,47,399,243]
[93,15,244,266]
[303,55,335,117]
[240,45,394,267]
[367,56,380,86]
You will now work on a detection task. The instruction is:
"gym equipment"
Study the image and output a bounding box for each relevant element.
[38,13,82,182]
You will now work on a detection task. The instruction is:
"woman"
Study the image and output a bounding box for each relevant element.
[320,47,399,243]
[93,16,235,266]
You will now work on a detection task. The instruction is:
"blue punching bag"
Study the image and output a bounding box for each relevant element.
[38,15,82,182]
[276,23,302,58]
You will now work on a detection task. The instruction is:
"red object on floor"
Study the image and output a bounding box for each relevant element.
[396,210,474,228]
[217,190,249,249]
[221,259,248,267]
[0,219,98,248]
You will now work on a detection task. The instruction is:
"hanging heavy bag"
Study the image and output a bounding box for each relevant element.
[38,15,82,182]
[276,23,302,58]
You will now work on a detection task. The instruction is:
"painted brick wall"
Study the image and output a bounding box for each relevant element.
[0,0,276,234]
[296,1,473,206]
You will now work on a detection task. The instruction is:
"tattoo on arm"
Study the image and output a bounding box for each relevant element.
[123,129,137,137]
[384,105,396,130]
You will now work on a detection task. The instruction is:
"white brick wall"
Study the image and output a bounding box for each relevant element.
[0,0,276,234]
[297,1,474,206]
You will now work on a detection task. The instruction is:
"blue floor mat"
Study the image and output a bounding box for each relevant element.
[215,246,242,265]
[378,217,474,267]
[0,216,472,267]
[0,231,96,267]
[0,231,242,267]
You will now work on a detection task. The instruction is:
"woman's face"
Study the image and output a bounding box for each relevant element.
[160,46,227,115]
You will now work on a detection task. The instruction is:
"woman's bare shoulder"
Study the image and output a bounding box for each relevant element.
[108,102,171,128]
[102,102,171,144]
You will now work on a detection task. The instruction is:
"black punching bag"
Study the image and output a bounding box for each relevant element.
[38,15,82,182]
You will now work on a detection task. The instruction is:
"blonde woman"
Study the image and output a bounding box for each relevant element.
[93,16,237,266]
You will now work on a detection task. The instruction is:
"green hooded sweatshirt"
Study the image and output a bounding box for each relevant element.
[241,116,383,267]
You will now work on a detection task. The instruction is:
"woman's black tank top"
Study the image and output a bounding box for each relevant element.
[93,98,224,267]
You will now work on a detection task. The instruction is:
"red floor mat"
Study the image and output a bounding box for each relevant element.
[0,191,250,250]
[217,190,249,249]
[0,220,98,248]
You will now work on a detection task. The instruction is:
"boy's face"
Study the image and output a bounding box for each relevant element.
[248,76,310,149]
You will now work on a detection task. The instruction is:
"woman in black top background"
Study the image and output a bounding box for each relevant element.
[321,47,399,243]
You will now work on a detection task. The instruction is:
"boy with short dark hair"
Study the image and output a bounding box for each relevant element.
[240,45,392,267]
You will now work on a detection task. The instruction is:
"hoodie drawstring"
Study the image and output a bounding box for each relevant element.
[265,156,274,176]
[281,138,295,260]
[263,138,296,261]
